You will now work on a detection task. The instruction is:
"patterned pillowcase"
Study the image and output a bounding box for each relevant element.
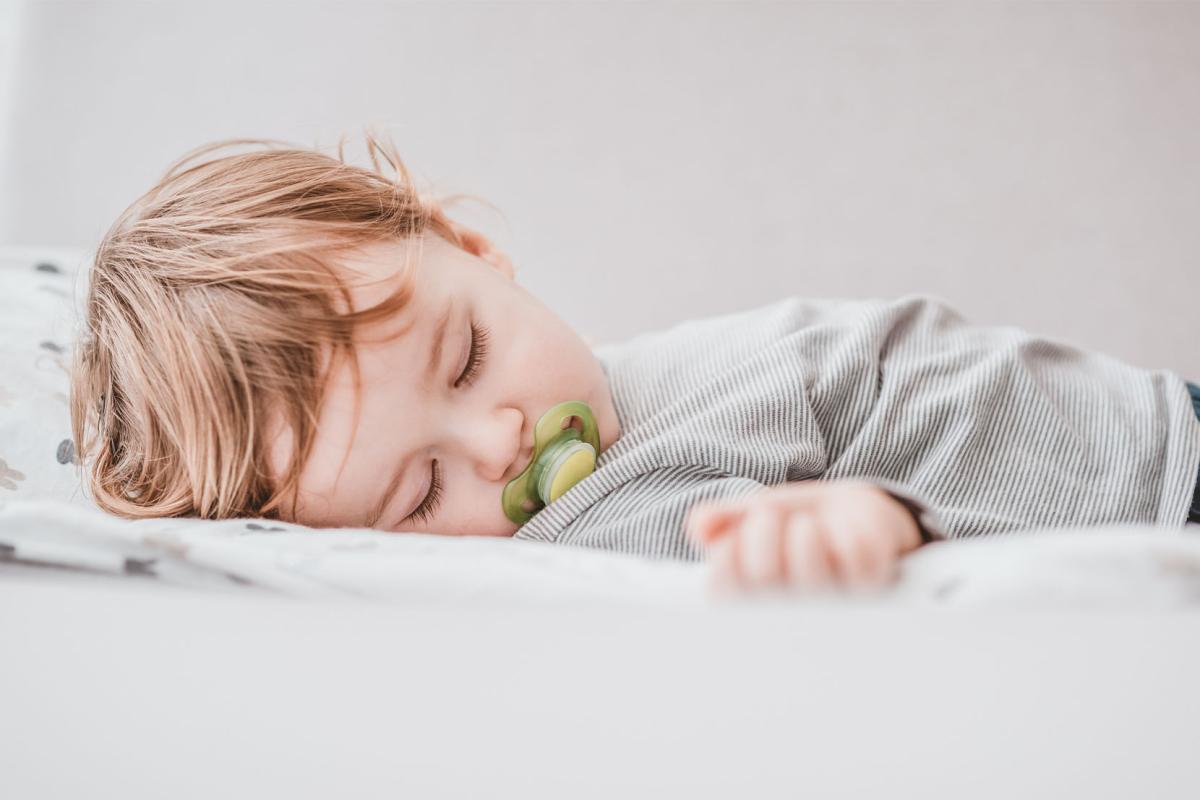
[0,248,95,510]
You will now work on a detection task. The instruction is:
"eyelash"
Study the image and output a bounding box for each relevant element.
[454,322,490,389]
[407,460,443,526]
[405,321,491,525]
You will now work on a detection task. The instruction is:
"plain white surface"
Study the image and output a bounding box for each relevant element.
[2,0,1198,378]
[2,568,1199,800]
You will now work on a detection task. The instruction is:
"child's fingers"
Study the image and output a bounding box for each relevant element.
[782,512,835,590]
[705,532,741,595]
[826,520,894,589]
[686,503,747,545]
[737,504,785,587]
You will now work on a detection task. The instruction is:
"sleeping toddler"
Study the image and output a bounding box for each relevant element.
[69,133,1200,595]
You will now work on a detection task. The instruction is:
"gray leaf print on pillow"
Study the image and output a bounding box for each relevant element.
[244,522,287,533]
[34,262,61,274]
[57,439,78,465]
[123,557,157,576]
[0,458,26,491]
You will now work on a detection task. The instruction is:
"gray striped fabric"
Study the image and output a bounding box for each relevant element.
[513,294,1200,561]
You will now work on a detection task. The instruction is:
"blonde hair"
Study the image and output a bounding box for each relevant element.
[70,130,482,522]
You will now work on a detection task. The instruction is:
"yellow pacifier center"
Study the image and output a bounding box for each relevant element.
[542,444,597,503]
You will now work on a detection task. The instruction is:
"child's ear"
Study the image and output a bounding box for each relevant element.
[446,219,516,281]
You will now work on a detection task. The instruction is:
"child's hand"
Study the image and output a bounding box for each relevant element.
[684,479,923,595]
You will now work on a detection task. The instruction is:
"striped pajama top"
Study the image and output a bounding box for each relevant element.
[512,294,1200,561]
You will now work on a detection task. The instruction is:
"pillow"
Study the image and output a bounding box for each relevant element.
[0,247,94,510]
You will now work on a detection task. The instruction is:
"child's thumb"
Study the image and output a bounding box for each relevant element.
[686,505,742,544]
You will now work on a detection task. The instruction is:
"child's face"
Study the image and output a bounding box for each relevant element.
[267,229,621,537]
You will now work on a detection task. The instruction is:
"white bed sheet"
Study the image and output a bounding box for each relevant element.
[5,496,1200,609]
[3,555,1200,800]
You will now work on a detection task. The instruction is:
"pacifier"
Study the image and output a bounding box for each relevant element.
[501,400,601,525]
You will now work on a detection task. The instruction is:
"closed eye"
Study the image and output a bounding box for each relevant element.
[404,320,491,525]
[404,459,442,526]
[454,321,490,389]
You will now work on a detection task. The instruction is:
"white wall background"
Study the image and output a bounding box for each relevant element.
[2,0,1197,377]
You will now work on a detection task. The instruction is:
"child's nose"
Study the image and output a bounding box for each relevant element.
[456,407,526,484]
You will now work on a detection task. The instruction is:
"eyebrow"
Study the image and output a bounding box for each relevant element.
[363,296,455,528]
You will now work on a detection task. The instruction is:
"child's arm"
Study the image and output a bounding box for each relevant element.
[684,479,926,594]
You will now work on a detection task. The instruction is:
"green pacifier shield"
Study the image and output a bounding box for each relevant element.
[501,400,601,525]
